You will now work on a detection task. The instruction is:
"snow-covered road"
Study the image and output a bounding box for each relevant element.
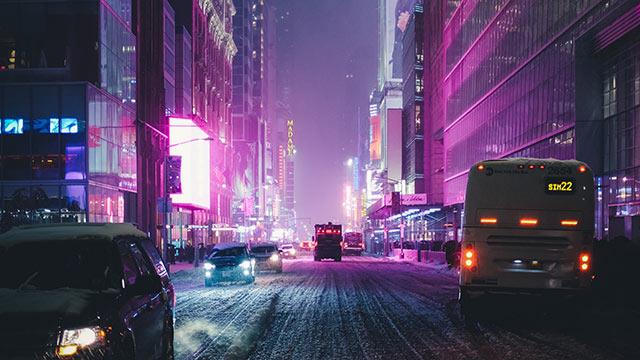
[171,256,639,360]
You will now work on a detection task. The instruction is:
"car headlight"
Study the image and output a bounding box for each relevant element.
[270,253,280,262]
[204,263,215,270]
[240,260,251,269]
[56,327,106,357]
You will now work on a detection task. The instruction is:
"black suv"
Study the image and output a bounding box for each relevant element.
[204,243,255,286]
[0,223,175,360]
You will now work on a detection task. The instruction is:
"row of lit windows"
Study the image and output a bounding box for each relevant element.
[445,44,576,178]
[444,0,606,125]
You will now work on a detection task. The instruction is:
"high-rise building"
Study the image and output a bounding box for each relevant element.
[273,4,296,234]
[232,0,268,239]
[168,0,236,245]
[438,0,640,241]
[401,2,425,195]
[0,0,137,232]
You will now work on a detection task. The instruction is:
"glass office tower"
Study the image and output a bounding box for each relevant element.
[441,0,640,240]
[0,0,136,230]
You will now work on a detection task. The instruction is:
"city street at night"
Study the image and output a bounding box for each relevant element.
[171,258,639,360]
[3,0,640,359]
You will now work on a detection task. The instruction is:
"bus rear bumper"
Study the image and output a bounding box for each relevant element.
[460,285,589,298]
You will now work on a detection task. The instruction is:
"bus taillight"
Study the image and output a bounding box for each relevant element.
[463,247,476,270]
[579,252,590,272]
[561,219,578,226]
[480,217,497,224]
[520,218,538,226]
[579,165,587,173]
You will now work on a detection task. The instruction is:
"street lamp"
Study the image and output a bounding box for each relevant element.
[164,137,214,271]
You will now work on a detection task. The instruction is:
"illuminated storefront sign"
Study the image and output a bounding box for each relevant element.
[0,118,79,134]
[287,119,295,156]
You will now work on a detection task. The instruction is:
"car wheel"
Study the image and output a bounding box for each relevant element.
[276,267,283,274]
[314,256,319,262]
[113,335,135,360]
[246,276,255,284]
[162,315,174,360]
[335,256,342,262]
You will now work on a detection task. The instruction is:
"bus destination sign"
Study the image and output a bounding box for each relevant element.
[545,177,575,194]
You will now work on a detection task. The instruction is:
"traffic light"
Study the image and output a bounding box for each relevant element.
[391,191,401,215]
[167,156,182,194]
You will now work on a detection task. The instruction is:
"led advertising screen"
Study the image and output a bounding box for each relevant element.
[380,0,417,82]
[169,117,211,210]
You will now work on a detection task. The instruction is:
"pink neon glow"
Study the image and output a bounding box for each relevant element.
[169,117,210,210]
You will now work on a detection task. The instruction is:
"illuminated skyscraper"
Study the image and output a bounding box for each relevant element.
[438,0,640,240]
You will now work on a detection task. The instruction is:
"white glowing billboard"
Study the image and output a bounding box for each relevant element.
[169,117,211,209]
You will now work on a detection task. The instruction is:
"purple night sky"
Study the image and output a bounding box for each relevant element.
[279,0,377,225]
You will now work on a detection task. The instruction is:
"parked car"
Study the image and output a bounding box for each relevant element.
[250,243,283,273]
[204,243,256,286]
[0,223,175,360]
[279,243,297,259]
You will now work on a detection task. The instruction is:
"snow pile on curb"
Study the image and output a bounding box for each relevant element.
[223,294,279,360]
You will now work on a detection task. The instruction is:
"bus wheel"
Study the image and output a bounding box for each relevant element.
[459,289,477,319]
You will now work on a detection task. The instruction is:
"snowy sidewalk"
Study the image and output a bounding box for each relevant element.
[385,254,459,276]
[168,262,201,274]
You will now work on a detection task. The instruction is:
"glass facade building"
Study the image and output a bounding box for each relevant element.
[0,1,136,231]
[441,0,640,240]
[402,4,425,195]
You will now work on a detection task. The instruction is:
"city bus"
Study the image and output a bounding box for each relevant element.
[459,158,594,316]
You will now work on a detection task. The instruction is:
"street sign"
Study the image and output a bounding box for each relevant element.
[167,155,182,194]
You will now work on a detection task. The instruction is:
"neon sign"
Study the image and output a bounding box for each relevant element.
[287,119,295,156]
[0,118,79,134]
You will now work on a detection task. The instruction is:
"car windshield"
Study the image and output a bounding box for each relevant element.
[0,240,119,291]
[251,246,277,254]
[210,247,246,258]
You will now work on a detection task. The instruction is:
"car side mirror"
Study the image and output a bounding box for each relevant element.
[128,274,162,296]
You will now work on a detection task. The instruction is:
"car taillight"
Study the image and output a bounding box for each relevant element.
[579,252,590,272]
[561,219,578,226]
[463,245,476,270]
[520,218,538,226]
[480,217,497,225]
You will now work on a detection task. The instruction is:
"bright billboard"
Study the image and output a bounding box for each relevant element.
[169,116,211,209]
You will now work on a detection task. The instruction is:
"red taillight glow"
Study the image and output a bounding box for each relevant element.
[561,220,578,226]
[520,218,538,226]
[579,165,587,173]
[463,248,475,269]
[539,165,545,169]
[480,217,497,224]
[579,252,590,272]
[477,164,485,171]
[528,165,535,169]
